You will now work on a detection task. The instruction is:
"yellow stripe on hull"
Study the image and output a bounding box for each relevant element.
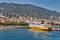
[28,26,52,31]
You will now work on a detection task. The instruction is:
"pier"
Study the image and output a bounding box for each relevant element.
[52,27,60,31]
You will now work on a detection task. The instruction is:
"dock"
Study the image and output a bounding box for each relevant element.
[52,27,60,31]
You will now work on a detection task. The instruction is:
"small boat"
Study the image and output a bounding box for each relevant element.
[28,22,52,31]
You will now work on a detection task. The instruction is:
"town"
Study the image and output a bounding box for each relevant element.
[0,12,60,25]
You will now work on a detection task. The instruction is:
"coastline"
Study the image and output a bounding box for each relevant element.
[0,25,28,30]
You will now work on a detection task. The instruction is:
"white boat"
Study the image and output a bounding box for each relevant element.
[28,22,52,31]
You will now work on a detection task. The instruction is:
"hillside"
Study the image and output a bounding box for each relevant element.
[0,3,60,18]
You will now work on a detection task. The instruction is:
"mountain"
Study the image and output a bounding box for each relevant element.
[0,3,60,18]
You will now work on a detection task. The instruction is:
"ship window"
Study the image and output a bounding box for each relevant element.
[31,23,35,25]
[37,23,40,25]
[40,24,47,26]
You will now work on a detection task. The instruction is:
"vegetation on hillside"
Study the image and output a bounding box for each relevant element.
[0,3,60,18]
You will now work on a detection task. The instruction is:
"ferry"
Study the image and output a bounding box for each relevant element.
[28,22,52,31]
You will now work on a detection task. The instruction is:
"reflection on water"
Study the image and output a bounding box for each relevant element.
[0,26,60,40]
[29,29,60,40]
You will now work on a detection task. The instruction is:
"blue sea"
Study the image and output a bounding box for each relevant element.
[0,27,60,40]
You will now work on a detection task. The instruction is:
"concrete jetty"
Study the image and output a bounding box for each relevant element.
[52,27,60,31]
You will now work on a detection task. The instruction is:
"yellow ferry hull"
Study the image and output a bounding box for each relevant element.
[28,26,52,31]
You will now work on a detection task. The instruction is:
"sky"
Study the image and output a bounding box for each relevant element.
[0,0,60,12]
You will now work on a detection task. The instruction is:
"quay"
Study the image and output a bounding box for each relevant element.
[52,27,60,31]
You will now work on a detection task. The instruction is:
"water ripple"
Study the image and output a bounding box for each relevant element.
[32,31,60,40]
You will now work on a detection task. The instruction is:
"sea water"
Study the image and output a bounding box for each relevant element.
[0,27,60,40]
